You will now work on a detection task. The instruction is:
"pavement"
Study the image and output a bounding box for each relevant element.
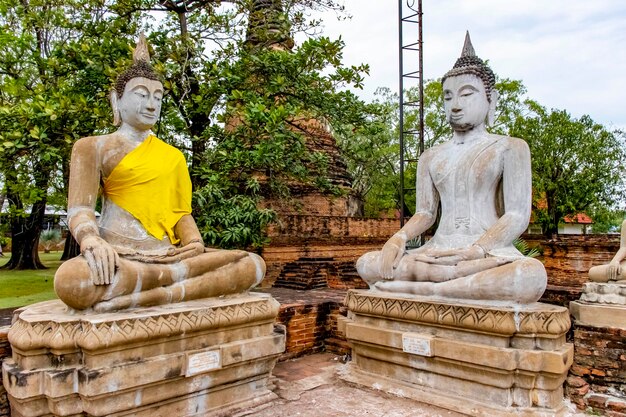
[235,353,587,417]
[236,353,467,417]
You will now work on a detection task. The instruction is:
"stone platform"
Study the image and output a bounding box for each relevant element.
[570,282,626,328]
[339,290,573,417]
[2,293,285,417]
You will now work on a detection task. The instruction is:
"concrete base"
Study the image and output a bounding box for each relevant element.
[339,290,573,417]
[570,300,626,329]
[571,282,626,329]
[2,293,285,417]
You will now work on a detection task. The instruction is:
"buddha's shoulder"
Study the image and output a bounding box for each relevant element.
[72,133,123,150]
[486,133,528,150]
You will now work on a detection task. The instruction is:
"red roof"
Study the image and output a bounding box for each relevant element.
[563,213,593,224]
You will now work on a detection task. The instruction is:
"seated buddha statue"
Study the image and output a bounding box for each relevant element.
[356,33,547,304]
[54,36,265,312]
[588,219,626,283]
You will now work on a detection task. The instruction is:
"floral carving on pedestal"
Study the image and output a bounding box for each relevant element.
[345,290,570,336]
[8,295,279,352]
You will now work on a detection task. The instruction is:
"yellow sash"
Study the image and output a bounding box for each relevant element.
[103,135,192,244]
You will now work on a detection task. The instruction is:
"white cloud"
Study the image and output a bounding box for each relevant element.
[313,0,626,128]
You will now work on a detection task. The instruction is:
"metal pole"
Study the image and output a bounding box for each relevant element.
[398,0,405,227]
[418,0,424,156]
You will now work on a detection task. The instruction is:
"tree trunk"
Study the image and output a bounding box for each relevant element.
[3,161,49,269]
[543,191,559,238]
[61,232,80,260]
[3,206,47,270]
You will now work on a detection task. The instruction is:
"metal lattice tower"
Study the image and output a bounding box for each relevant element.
[398,0,424,228]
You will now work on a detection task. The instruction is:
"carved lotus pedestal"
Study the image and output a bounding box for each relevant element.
[2,293,285,417]
[570,282,626,328]
[339,290,573,417]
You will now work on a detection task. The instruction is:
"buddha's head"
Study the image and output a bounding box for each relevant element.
[110,34,163,130]
[441,32,497,132]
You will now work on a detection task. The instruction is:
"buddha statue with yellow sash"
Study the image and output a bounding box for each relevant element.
[54,36,265,312]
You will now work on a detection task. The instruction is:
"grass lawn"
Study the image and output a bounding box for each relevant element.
[0,252,62,309]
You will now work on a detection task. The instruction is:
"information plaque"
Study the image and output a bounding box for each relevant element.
[186,350,221,376]
[402,333,434,357]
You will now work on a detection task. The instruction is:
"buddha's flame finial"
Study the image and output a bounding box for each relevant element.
[133,33,150,63]
[460,31,476,58]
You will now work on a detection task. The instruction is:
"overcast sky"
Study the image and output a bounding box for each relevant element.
[312,0,626,129]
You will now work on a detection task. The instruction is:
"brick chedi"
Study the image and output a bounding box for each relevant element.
[243,0,388,292]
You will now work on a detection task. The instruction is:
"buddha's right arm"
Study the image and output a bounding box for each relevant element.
[67,138,101,244]
[66,138,118,285]
[380,151,438,277]
[393,150,439,242]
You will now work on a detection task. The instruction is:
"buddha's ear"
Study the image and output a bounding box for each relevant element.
[487,90,499,126]
[110,90,121,126]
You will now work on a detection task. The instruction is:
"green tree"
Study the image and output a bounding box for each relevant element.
[511,102,626,237]
[144,0,370,248]
[0,0,142,268]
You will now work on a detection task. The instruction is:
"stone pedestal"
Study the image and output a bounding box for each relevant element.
[339,290,573,417]
[570,282,626,328]
[2,293,285,417]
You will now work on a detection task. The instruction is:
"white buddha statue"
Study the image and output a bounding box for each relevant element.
[356,33,547,304]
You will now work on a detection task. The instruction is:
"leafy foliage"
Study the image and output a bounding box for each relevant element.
[512,237,541,258]
[0,0,145,268]
[511,103,626,236]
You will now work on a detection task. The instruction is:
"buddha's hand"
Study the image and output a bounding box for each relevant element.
[608,260,621,281]
[414,245,485,266]
[169,241,205,261]
[80,235,119,286]
[381,234,407,280]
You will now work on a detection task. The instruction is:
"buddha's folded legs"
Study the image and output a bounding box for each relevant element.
[55,250,265,310]
[92,253,264,312]
[373,257,547,304]
[357,250,513,284]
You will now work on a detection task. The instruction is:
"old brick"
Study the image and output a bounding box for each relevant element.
[608,398,626,412]
[571,364,591,376]
[567,385,590,396]
[592,369,607,377]
[586,393,609,408]
[567,376,588,388]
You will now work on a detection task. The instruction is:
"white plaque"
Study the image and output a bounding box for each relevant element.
[402,333,433,356]
[186,350,221,376]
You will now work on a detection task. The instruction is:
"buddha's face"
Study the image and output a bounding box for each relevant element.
[118,77,163,131]
[442,73,489,132]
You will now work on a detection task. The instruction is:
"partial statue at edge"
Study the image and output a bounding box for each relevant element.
[54,35,265,312]
[356,32,547,304]
[588,219,626,283]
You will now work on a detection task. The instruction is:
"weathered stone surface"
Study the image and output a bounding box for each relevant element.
[570,281,626,329]
[340,290,573,417]
[570,301,626,329]
[3,293,285,417]
[580,282,626,304]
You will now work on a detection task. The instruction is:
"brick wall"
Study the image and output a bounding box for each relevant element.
[566,324,626,416]
[0,327,10,417]
[267,215,398,243]
[276,301,349,360]
[524,234,620,305]
[262,243,384,289]
[269,288,349,360]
